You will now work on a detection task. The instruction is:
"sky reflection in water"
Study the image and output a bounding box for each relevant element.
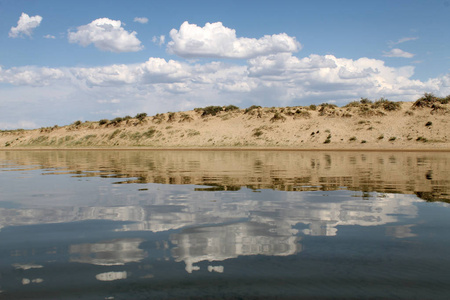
[0,150,450,299]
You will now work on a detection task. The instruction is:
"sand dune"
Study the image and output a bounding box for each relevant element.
[1,97,449,150]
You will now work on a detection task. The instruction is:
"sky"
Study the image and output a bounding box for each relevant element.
[0,0,449,129]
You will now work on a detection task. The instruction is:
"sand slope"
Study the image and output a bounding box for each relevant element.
[1,100,449,150]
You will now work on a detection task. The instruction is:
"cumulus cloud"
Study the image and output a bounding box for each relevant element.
[68,18,143,52]
[0,66,65,86]
[248,53,336,77]
[167,21,301,59]
[133,17,149,24]
[9,13,43,38]
[152,35,165,46]
[1,53,449,129]
[383,48,415,58]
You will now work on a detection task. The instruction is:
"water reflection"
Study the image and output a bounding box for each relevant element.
[1,150,449,202]
[1,150,450,298]
[69,238,146,266]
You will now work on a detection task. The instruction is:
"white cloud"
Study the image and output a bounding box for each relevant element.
[389,37,418,46]
[0,120,38,130]
[138,58,191,83]
[68,18,143,52]
[72,64,138,87]
[248,53,337,78]
[1,53,449,129]
[152,35,165,46]
[0,66,65,86]
[383,48,415,58]
[98,99,120,104]
[167,21,301,59]
[44,34,56,39]
[133,17,148,24]
[9,13,43,38]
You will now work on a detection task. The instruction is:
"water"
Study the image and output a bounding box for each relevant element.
[0,150,450,299]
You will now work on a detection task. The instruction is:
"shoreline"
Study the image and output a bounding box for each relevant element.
[1,146,449,152]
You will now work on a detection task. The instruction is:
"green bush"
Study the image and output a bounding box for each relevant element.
[270,112,286,122]
[413,93,438,108]
[143,128,156,138]
[373,98,401,111]
[109,117,123,125]
[179,113,193,122]
[425,121,432,127]
[359,97,372,104]
[167,112,176,122]
[99,119,109,125]
[253,128,264,137]
[389,137,396,141]
[135,113,147,121]
[224,105,240,111]
[201,106,223,117]
[349,136,357,141]
[244,105,262,114]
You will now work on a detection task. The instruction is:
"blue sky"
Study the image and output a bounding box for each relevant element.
[0,0,449,129]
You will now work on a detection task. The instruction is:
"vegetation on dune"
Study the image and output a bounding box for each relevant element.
[1,93,449,148]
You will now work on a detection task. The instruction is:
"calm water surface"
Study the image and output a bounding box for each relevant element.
[0,150,450,299]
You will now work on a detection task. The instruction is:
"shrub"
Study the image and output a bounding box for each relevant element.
[224,105,240,111]
[309,104,317,111]
[99,119,109,125]
[109,117,123,125]
[179,113,193,123]
[167,112,176,122]
[344,101,361,108]
[152,113,165,124]
[389,137,397,141]
[294,110,311,118]
[416,136,428,142]
[202,106,223,117]
[73,120,82,126]
[244,105,262,114]
[270,112,286,122]
[143,128,156,138]
[318,103,337,116]
[425,121,433,127]
[324,139,331,144]
[187,129,200,136]
[378,134,384,140]
[413,93,438,108]
[361,140,367,144]
[438,95,450,104]
[109,129,121,140]
[253,128,264,137]
[373,98,401,111]
[135,113,147,121]
[349,136,357,141]
[360,97,372,104]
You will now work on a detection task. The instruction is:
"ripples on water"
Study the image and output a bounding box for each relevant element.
[0,150,450,299]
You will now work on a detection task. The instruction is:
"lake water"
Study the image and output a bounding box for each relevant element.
[0,150,450,299]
